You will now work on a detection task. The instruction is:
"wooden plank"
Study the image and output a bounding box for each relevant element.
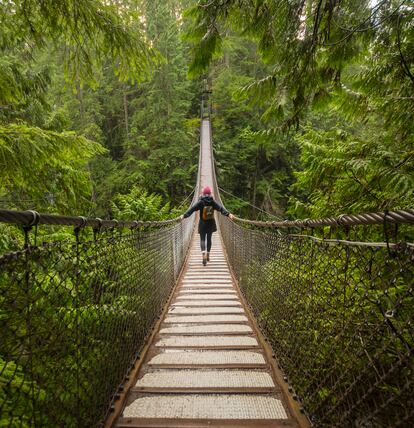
[116,417,296,428]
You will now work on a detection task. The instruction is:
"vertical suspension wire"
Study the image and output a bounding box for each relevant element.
[23,226,35,427]
[74,224,81,427]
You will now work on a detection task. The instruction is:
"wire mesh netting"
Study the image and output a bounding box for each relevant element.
[0,217,194,427]
[219,216,414,427]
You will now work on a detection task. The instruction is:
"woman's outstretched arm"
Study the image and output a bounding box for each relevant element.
[212,200,230,217]
[182,200,202,219]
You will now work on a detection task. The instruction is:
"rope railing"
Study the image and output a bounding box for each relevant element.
[205,105,414,426]
[0,208,182,229]
[232,209,414,229]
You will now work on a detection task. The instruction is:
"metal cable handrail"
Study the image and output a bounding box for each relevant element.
[0,208,181,229]
[233,208,414,228]
[1,205,413,231]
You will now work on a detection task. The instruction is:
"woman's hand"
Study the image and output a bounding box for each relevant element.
[180,214,184,221]
[229,213,234,221]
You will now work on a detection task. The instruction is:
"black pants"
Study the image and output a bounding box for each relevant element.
[200,231,212,252]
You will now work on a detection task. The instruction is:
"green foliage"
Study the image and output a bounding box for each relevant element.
[0,56,50,109]
[0,0,160,220]
[0,0,154,83]
[39,0,202,217]
[186,0,376,121]
[0,224,25,255]
[289,123,414,217]
[0,2,198,427]
[206,36,299,218]
[0,223,180,426]
[0,358,45,428]
[0,124,106,212]
[124,0,199,199]
[184,4,223,78]
[111,187,180,221]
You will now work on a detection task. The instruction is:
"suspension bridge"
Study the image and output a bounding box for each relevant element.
[0,103,413,427]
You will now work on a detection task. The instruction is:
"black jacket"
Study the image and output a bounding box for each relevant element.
[183,195,229,234]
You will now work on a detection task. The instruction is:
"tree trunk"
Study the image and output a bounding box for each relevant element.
[123,91,129,138]
[252,147,259,214]
[76,79,85,127]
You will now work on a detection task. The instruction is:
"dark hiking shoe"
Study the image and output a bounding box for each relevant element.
[206,252,210,262]
[202,253,207,266]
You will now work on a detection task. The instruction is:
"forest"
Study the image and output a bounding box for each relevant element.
[0,1,413,427]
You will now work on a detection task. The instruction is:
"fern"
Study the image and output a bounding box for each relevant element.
[111,186,177,221]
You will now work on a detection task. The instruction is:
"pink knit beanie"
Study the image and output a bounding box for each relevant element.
[202,186,212,195]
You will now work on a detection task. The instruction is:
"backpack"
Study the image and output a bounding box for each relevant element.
[202,205,214,221]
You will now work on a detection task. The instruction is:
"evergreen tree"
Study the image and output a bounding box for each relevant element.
[209,36,299,217]
[119,0,199,205]
[0,0,153,214]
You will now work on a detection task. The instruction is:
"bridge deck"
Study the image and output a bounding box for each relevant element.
[114,235,301,427]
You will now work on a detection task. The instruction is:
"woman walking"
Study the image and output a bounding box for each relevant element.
[181,186,234,265]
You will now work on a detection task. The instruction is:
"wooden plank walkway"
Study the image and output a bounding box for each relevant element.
[114,236,305,427]
[107,118,307,427]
